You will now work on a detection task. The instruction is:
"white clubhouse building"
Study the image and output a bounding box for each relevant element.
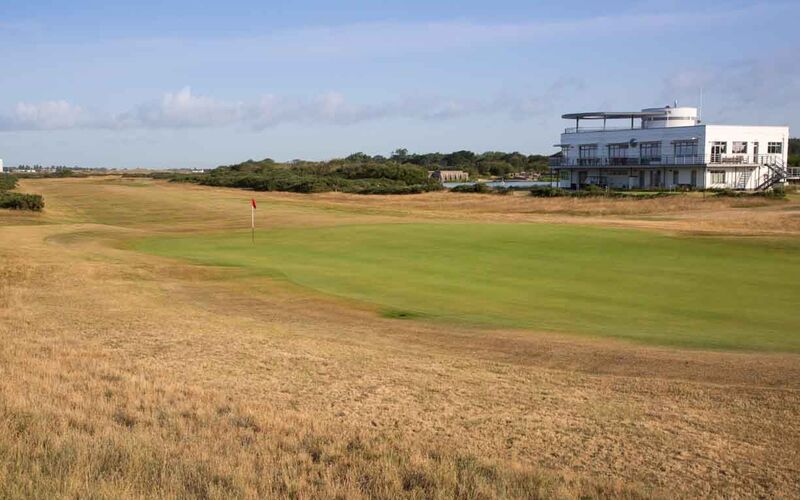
[550,105,792,190]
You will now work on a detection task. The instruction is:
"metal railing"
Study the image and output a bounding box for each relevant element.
[549,154,784,168]
[563,126,636,134]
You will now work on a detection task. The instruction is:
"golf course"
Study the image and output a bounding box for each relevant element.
[137,223,800,351]
[2,176,800,498]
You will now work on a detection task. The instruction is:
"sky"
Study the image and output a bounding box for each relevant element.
[1,0,798,168]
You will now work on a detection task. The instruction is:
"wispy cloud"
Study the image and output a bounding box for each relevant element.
[661,50,800,121]
[0,81,585,132]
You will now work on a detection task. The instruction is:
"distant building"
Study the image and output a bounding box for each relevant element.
[429,170,469,182]
[0,159,4,173]
[550,104,797,190]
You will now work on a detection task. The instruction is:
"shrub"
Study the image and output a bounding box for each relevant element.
[450,183,490,194]
[711,187,786,199]
[449,183,514,195]
[0,192,45,211]
[0,174,18,191]
[529,186,568,197]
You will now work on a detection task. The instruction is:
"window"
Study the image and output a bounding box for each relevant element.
[579,145,598,165]
[710,170,725,184]
[640,142,661,163]
[711,141,727,153]
[674,140,698,158]
[559,170,570,181]
[672,170,679,185]
[607,144,629,165]
[768,142,783,154]
[732,141,747,154]
[606,169,628,176]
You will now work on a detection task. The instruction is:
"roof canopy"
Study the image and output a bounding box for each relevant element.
[561,111,665,120]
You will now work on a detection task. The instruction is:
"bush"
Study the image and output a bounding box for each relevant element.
[0,192,45,211]
[450,183,491,194]
[529,186,568,197]
[450,183,514,195]
[0,174,17,191]
[711,187,786,199]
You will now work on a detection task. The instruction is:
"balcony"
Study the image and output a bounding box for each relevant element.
[549,154,783,168]
[563,126,636,134]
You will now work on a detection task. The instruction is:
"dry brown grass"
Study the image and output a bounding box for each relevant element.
[1,177,799,499]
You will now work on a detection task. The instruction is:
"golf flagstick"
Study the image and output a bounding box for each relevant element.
[251,198,256,243]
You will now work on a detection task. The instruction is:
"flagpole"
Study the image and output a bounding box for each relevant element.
[251,204,255,243]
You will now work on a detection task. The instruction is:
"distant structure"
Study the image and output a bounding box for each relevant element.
[0,158,4,173]
[550,104,795,190]
[429,170,469,182]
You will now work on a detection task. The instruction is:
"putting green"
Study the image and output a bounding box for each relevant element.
[136,223,800,352]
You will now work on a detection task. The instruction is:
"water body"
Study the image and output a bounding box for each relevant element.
[442,180,555,189]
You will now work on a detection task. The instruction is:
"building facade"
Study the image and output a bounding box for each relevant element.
[429,170,469,182]
[550,105,793,190]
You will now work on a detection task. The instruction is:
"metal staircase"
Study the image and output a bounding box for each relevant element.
[734,171,749,189]
[755,158,788,191]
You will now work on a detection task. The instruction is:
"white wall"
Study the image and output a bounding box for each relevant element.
[560,125,707,162]
[703,125,790,165]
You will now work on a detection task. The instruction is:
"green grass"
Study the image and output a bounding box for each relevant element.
[135,223,800,352]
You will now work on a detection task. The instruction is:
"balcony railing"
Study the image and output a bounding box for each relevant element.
[549,154,783,168]
[563,126,636,134]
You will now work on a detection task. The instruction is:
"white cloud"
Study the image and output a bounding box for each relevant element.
[2,100,90,130]
[0,82,586,132]
[122,87,244,128]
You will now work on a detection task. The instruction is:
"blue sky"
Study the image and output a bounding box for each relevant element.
[1,0,798,167]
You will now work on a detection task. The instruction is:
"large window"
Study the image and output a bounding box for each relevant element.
[710,141,727,163]
[710,170,726,184]
[607,143,629,165]
[768,142,783,154]
[640,141,661,164]
[578,144,598,166]
[674,140,698,158]
[732,141,747,154]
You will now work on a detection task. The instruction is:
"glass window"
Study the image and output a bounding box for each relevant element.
[673,170,679,185]
[607,144,629,157]
[640,142,661,160]
[710,170,725,184]
[674,140,698,158]
[579,145,597,158]
[579,145,598,165]
[768,142,783,154]
[732,141,747,154]
[607,144,630,165]
[559,170,570,181]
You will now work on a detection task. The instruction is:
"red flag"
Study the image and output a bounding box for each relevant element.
[251,198,257,209]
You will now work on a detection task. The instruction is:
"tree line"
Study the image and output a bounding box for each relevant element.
[164,149,550,195]
[789,138,799,167]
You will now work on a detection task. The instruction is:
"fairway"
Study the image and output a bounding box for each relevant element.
[137,222,800,351]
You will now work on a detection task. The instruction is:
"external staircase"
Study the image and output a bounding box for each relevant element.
[755,158,789,191]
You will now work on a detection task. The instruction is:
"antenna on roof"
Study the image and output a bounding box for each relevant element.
[674,99,678,108]
[698,87,703,122]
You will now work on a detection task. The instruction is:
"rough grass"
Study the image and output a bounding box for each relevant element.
[136,223,800,352]
[2,176,800,498]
